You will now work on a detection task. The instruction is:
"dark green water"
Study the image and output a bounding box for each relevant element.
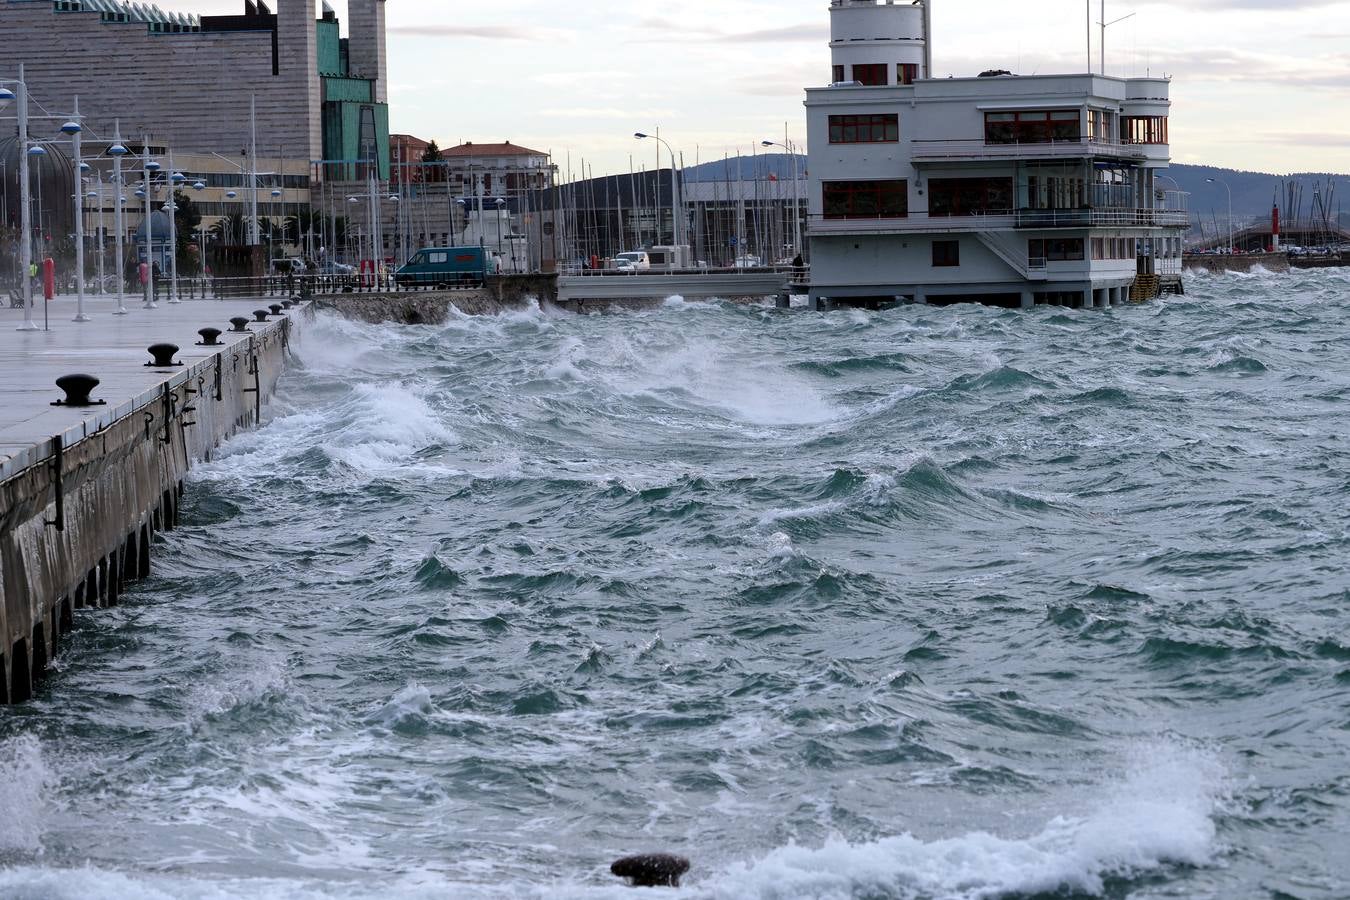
[2,269,1348,898]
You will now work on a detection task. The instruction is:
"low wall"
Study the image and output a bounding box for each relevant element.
[316,291,522,324]
[0,307,311,703]
[1183,254,1291,274]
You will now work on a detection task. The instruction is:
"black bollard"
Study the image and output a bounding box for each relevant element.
[281,300,294,309]
[610,854,691,888]
[197,328,223,346]
[145,343,182,367]
[269,303,284,315]
[229,316,251,332]
[253,309,270,322]
[51,374,106,408]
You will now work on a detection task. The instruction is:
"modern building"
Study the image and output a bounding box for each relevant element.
[1,0,390,265]
[804,0,1188,309]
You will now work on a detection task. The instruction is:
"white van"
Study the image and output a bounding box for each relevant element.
[647,245,693,270]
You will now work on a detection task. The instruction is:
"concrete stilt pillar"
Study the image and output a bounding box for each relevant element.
[915,293,928,305]
[1020,290,1034,309]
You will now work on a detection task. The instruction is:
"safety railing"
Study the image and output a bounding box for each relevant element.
[911,138,1148,161]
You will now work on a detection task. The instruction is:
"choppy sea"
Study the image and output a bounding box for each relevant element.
[2,267,1348,899]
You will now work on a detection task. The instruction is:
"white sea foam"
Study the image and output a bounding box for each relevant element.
[0,735,52,856]
[698,739,1228,900]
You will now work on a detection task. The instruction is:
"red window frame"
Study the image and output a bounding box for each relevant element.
[1121,116,1168,144]
[1028,238,1085,261]
[985,110,1081,144]
[932,240,960,267]
[832,65,845,84]
[852,64,888,86]
[927,178,1014,216]
[898,63,919,85]
[828,114,900,144]
[822,180,909,219]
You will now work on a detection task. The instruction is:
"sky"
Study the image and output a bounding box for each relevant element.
[186,0,1350,176]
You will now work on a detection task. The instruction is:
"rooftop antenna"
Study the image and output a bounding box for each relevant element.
[1099,0,1136,75]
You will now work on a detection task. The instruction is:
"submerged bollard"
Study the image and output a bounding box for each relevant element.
[145,343,182,368]
[229,316,251,333]
[51,374,106,408]
[610,854,691,888]
[197,328,223,346]
[253,309,270,322]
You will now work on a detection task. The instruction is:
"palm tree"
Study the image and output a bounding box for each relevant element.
[209,212,246,245]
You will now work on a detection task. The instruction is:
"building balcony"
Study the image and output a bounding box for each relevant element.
[910,138,1148,163]
[809,207,1190,237]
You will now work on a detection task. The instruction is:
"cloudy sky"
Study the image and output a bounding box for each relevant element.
[190,0,1349,175]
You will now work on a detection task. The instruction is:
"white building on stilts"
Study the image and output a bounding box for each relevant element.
[805,0,1188,310]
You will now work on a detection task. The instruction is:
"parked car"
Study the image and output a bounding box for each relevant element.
[270,258,307,275]
[612,251,651,272]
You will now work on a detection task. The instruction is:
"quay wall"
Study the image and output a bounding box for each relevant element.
[315,274,559,324]
[0,306,311,704]
[1183,254,1291,274]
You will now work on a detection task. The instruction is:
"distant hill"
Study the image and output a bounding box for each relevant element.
[684,155,1348,228]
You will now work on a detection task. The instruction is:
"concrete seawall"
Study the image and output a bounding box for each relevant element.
[1183,253,1291,274]
[0,300,312,703]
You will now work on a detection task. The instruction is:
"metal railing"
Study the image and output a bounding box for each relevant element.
[809,207,1189,234]
[911,137,1149,161]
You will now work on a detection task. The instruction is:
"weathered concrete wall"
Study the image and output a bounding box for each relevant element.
[1183,254,1291,274]
[0,307,312,703]
[317,291,523,324]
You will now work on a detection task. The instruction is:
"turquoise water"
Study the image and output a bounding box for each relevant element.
[2,269,1348,898]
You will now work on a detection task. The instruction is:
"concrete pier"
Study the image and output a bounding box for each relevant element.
[0,296,309,703]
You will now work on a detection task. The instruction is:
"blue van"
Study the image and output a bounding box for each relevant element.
[394,246,490,288]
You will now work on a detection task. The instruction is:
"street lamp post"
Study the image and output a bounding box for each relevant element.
[109,122,129,315]
[762,137,803,260]
[0,64,39,330]
[1206,176,1233,254]
[165,158,184,303]
[635,131,681,248]
[140,139,159,308]
[494,197,505,272]
[62,100,89,321]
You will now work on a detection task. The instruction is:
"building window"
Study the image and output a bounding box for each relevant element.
[832,65,845,83]
[985,110,1081,144]
[1029,238,1085,261]
[932,240,960,267]
[898,63,919,85]
[852,64,888,86]
[1121,116,1168,144]
[1087,109,1114,142]
[928,178,1013,216]
[823,180,909,219]
[828,114,900,144]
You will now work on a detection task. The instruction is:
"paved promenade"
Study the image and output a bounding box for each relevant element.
[0,293,295,481]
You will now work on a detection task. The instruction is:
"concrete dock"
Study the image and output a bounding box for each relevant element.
[0,293,309,702]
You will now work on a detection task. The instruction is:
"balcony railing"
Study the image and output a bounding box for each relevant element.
[911,138,1148,162]
[809,207,1191,235]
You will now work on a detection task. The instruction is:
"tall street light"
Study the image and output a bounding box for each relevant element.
[60,101,90,321]
[0,64,39,330]
[636,131,681,248]
[762,138,803,260]
[108,122,129,315]
[140,139,160,308]
[1206,176,1233,254]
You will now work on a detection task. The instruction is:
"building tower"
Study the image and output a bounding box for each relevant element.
[348,0,389,104]
[828,0,931,87]
[277,0,323,161]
